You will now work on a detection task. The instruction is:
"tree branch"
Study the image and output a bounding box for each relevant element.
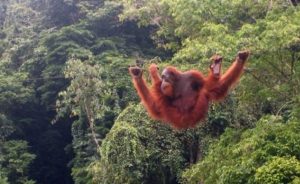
[84,100,100,150]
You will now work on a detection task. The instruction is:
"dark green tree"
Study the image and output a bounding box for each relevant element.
[0,140,36,184]
[91,105,186,184]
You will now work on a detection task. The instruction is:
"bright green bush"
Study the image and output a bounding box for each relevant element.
[255,156,300,184]
[182,116,300,184]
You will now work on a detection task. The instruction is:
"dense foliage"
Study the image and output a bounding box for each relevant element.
[91,105,185,184]
[182,116,300,183]
[0,0,299,183]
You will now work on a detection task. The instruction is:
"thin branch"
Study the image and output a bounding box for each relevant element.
[84,100,100,150]
[276,100,294,116]
[290,52,295,81]
[265,59,290,82]
[245,69,285,96]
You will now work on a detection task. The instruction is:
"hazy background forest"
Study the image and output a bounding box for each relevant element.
[0,0,300,183]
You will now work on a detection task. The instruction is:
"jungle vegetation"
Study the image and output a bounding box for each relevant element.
[0,0,300,183]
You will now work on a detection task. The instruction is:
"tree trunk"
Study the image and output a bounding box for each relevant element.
[84,101,100,150]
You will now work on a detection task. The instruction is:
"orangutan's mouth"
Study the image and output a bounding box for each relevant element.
[212,63,221,75]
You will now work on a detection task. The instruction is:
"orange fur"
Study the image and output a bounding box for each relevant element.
[129,51,249,129]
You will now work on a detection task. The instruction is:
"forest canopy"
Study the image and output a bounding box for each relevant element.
[0,0,300,184]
